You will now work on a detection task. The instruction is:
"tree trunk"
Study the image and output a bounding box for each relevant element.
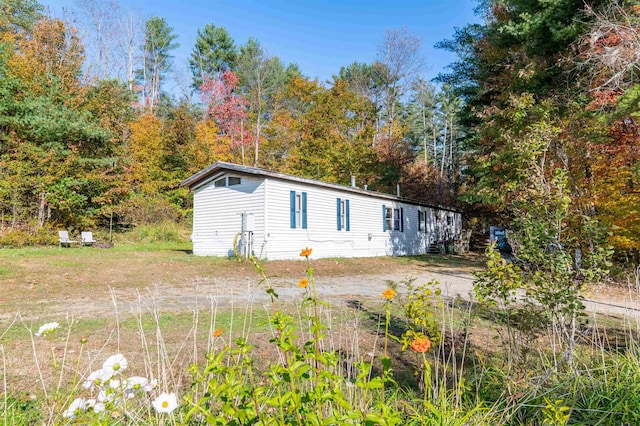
[432,119,438,169]
[254,116,261,167]
[422,110,428,169]
[448,119,454,176]
[440,119,447,180]
[37,192,47,228]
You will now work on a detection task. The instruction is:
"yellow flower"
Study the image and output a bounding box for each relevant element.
[382,288,395,300]
[213,328,224,337]
[410,337,431,353]
[300,247,312,257]
[298,278,309,288]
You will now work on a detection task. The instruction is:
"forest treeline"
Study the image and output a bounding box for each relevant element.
[438,0,639,262]
[0,0,638,261]
[0,0,463,242]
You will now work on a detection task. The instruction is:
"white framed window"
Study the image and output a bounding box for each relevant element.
[393,208,401,231]
[290,191,307,229]
[214,176,241,187]
[418,210,425,232]
[385,207,393,231]
[295,193,302,228]
[383,206,403,232]
[337,198,350,231]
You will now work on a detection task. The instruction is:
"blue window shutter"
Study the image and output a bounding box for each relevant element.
[400,207,404,232]
[345,200,350,231]
[290,190,296,229]
[301,192,307,229]
[336,198,341,230]
[382,204,386,231]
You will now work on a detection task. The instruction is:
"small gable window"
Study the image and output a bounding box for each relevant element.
[214,176,242,188]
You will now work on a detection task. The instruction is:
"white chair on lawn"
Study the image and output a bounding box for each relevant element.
[58,230,77,247]
[81,231,96,246]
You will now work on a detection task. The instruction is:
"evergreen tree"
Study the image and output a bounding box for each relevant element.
[189,23,237,90]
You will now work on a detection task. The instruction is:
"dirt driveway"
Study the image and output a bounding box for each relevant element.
[2,248,638,321]
[38,260,640,321]
[34,262,480,320]
[122,274,640,320]
[1,249,482,321]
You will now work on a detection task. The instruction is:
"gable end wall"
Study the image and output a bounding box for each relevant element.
[191,174,265,257]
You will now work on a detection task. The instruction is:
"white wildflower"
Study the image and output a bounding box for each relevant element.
[97,389,116,403]
[83,368,113,390]
[83,398,105,413]
[126,376,148,390]
[102,353,128,374]
[124,376,148,398]
[152,392,178,413]
[63,397,85,418]
[35,322,59,337]
[144,378,158,392]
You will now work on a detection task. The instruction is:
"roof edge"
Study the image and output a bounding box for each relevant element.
[180,162,462,213]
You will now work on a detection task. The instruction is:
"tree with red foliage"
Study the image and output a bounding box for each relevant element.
[201,70,251,164]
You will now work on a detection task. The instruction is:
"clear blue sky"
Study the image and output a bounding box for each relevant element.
[44,0,480,84]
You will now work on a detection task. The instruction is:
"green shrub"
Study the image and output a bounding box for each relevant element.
[0,227,57,247]
[119,194,182,226]
[121,221,190,244]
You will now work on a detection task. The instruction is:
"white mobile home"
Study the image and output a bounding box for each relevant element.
[180,162,463,260]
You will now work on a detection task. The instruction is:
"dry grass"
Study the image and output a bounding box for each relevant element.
[1,243,638,424]
[0,244,483,317]
[0,243,482,399]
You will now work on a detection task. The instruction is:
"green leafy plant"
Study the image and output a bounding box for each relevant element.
[541,398,571,426]
[184,248,407,424]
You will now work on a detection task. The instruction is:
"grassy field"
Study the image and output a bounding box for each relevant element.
[2,243,639,425]
[0,243,480,384]
[0,243,483,316]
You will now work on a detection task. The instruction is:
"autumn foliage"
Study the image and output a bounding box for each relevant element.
[0,0,637,262]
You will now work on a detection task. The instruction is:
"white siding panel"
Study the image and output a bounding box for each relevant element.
[262,179,437,260]
[191,175,265,257]
[190,172,462,260]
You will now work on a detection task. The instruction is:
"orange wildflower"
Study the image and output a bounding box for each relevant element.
[300,247,312,257]
[298,278,309,288]
[213,328,224,337]
[382,288,395,300]
[410,337,431,353]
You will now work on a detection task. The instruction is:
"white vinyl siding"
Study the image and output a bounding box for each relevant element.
[187,168,462,260]
[260,179,453,259]
[191,174,265,257]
